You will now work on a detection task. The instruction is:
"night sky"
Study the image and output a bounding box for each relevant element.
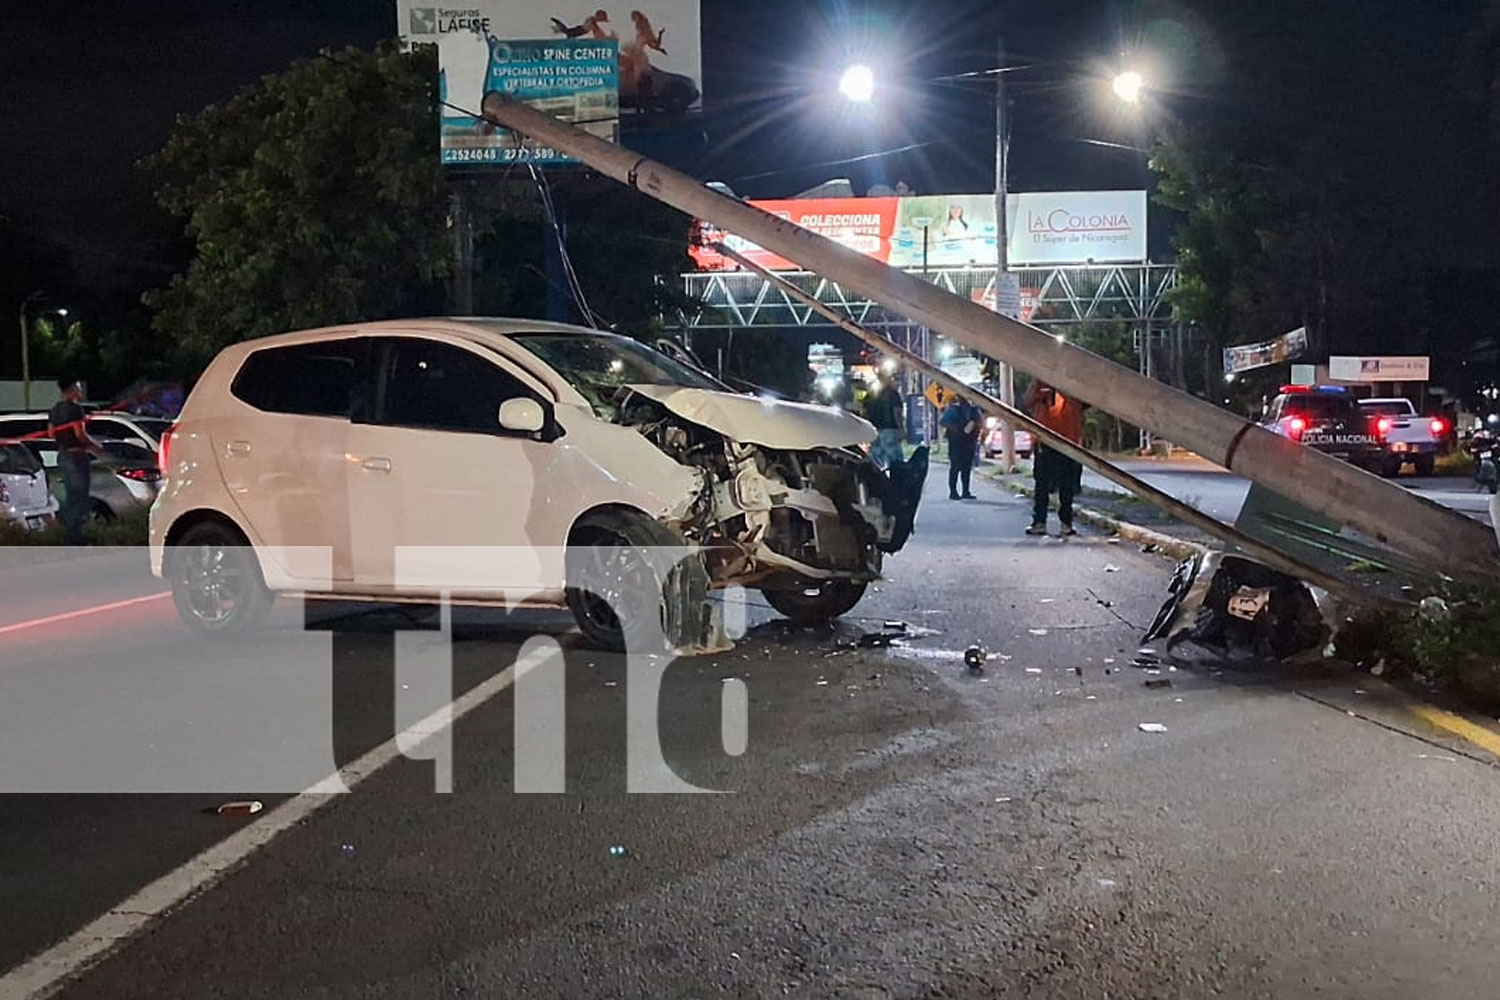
[0,0,1492,289]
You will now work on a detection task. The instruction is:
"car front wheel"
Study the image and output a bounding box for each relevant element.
[168,522,273,635]
[762,579,869,624]
[566,510,712,653]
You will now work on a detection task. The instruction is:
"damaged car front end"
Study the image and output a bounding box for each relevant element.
[616,384,927,620]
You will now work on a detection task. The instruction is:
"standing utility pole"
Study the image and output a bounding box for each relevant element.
[994,36,1018,473]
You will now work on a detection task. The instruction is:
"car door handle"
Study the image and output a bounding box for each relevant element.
[226,440,252,456]
[360,457,393,473]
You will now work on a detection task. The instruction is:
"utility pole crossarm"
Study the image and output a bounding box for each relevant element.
[478,92,1500,581]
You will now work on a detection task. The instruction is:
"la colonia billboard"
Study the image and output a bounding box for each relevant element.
[691,191,1149,271]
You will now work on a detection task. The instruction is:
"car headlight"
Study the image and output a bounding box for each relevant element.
[985,417,998,429]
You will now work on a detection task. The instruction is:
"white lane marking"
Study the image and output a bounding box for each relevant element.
[0,593,170,638]
[0,642,552,1000]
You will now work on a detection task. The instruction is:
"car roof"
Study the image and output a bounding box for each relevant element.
[1358,397,1413,405]
[214,317,606,355]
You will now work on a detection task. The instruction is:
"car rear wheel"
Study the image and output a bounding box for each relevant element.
[762,579,868,624]
[168,522,273,635]
[566,510,711,653]
[89,500,117,525]
[1413,454,1436,478]
[1378,455,1402,478]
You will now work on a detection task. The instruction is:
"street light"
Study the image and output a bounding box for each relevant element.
[1111,70,1145,104]
[838,64,875,104]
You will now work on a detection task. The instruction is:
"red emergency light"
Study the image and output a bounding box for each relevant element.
[1429,417,1447,437]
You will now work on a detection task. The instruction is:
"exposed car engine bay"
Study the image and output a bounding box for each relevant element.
[616,389,925,588]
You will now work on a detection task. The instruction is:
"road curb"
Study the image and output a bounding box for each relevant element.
[1070,507,1207,561]
[988,471,1208,561]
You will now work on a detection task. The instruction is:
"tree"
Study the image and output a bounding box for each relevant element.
[143,42,697,365]
[142,42,451,359]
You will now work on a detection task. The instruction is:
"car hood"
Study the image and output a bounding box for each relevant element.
[626,385,876,450]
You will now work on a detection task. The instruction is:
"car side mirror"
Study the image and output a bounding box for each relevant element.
[498,397,546,435]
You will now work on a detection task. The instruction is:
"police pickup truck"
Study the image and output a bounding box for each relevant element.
[1357,397,1447,478]
[1262,385,1383,470]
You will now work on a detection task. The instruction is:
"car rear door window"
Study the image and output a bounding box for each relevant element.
[0,418,48,440]
[231,340,364,418]
[0,443,41,475]
[87,418,136,441]
[373,338,533,434]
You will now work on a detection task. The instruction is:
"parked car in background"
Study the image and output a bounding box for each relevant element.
[23,438,162,523]
[1357,397,1446,477]
[0,441,58,532]
[983,417,1034,459]
[1262,385,1383,470]
[0,411,169,454]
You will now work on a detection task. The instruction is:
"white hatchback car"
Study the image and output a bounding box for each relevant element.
[0,441,58,531]
[150,319,927,648]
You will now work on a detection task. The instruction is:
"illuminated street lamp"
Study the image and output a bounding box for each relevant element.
[1111,69,1145,104]
[838,64,876,104]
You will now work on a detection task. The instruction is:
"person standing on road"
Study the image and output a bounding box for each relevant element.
[1023,380,1086,536]
[48,377,104,546]
[941,396,980,499]
[865,371,906,469]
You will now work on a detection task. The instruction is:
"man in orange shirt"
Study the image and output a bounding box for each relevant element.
[1023,380,1087,536]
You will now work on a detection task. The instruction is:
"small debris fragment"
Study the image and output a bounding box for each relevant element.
[883,620,909,633]
[1140,543,1160,554]
[1025,667,1043,674]
[1137,722,1168,734]
[964,646,987,674]
[1097,878,1118,889]
[1416,754,1458,762]
[212,800,263,816]
[1102,564,1120,573]
[1144,678,1173,689]
[1027,628,1049,636]
[1039,598,1056,604]
[815,680,829,686]
[1370,660,1386,677]
[1086,694,1097,700]
[1073,666,1084,676]
[604,680,618,687]
[858,632,895,648]
[994,796,1012,803]
[608,845,629,858]
[340,843,355,857]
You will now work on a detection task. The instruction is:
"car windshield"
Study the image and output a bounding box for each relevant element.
[0,442,41,476]
[509,332,723,416]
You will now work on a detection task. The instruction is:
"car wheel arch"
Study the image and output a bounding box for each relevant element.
[163,509,257,571]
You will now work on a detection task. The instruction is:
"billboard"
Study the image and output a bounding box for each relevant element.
[1328,355,1431,382]
[401,2,702,163]
[691,191,1148,270]
[439,35,618,165]
[1222,326,1308,375]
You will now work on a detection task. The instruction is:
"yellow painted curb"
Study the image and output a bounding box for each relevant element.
[1409,704,1500,759]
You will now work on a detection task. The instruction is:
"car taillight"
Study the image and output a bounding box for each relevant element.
[1376,417,1392,439]
[1288,416,1307,439]
[159,425,177,478]
[118,467,161,483]
[1430,418,1447,437]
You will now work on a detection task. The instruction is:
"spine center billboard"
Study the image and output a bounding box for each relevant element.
[692,191,1148,270]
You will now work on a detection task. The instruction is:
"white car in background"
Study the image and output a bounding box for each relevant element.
[0,441,59,532]
[983,417,1033,459]
[150,319,927,648]
[0,411,170,454]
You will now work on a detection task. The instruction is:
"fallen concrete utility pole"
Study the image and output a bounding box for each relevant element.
[716,243,1396,610]
[479,93,1500,581]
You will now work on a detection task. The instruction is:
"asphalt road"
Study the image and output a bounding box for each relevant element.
[1083,455,1496,527]
[4,475,1500,998]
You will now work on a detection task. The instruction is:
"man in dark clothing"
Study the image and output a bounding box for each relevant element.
[940,397,980,499]
[48,377,103,545]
